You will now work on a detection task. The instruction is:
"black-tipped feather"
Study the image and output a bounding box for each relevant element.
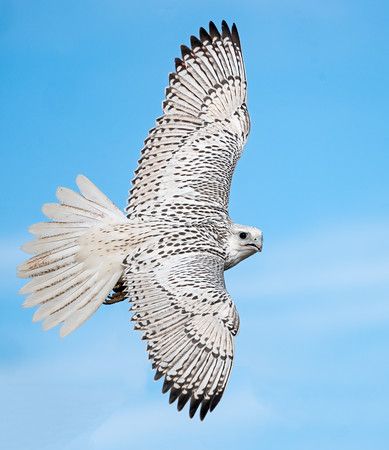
[209,393,223,412]
[189,396,202,418]
[174,57,183,71]
[169,387,181,404]
[190,35,203,50]
[209,21,221,39]
[177,392,191,411]
[154,369,164,381]
[180,44,192,59]
[221,20,231,39]
[199,27,211,42]
[200,399,212,421]
[231,23,241,48]
[162,377,174,394]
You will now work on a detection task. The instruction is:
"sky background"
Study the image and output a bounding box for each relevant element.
[1,0,389,449]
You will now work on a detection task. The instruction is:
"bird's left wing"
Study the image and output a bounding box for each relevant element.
[126,21,250,222]
[125,251,239,420]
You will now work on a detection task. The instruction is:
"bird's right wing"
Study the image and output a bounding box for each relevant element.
[125,251,240,420]
[127,21,250,223]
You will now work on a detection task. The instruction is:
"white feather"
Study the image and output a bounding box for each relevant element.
[19,175,129,335]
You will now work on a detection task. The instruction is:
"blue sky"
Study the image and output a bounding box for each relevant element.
[1,1,389,449]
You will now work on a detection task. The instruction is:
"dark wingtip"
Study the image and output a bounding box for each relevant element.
[209,393,223,412]
[231,23,241,48]
[168,73,179,89]
[180,44,192,59]
[221,20,231,39]
[174,57,183,71]
[177,392,191,411]
[154,369,164,381]
[199,399,212,421]
[162,377,174,394]
[189,396,202,418]
[169,387,181,404]
[190,35,202,50]
[199,26,211,42]
[209,21,221,39]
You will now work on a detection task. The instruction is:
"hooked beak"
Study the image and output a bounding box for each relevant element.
[248,243,262,252]
[254,243,262,252]
[253,235,263,252]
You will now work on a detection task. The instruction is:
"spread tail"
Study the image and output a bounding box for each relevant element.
[18,175,128,337]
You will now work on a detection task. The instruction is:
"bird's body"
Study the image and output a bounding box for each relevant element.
[18,21,262,420]
[77,219,259,273]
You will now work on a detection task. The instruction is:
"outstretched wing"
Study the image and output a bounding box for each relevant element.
[127,21,250,222]
[125,252,239,420]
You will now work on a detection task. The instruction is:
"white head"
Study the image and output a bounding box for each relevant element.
[225,223,263,270]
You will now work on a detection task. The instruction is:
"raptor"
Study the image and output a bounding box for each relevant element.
[18,21,263,420]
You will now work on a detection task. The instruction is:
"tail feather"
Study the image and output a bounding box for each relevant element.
[29,222,90,237]
[59,273,119,337]
[75,175,124,216]
[56,184,123,221]
[41,272,102,330]
[42,203,103,223]
[27,267,91,308]
[21,234,80,255]
[18,175,128,336]
[20,263,84,295]
[18,251,79,279]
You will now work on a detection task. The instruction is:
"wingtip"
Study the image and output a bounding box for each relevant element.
[189,396,202,418]
[209,393,223,412]
[174,57,183,71]
[169,387,181,404]
[199,399,211,420]
[231,22,241,48]
[180,44,192,59]
[190,35,202,50]
[177,392,191,411]
[162,377,174,394]
[209,21,221,39]
[221,20,231,39]
[199,26,211,42]
[154,369,164,381]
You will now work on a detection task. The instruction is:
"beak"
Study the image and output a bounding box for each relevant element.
[254,235,263,252]
[248,243,262,252]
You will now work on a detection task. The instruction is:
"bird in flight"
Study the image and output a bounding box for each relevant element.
[18,21,263,420]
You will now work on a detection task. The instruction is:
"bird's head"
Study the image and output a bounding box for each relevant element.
[225,224,263,270]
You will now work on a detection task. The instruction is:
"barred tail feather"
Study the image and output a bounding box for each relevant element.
[18,175,128,337]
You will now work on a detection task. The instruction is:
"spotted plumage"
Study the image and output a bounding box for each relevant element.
[18,21,263,421]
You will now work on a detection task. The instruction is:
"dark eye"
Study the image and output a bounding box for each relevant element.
[239,232,247,240]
